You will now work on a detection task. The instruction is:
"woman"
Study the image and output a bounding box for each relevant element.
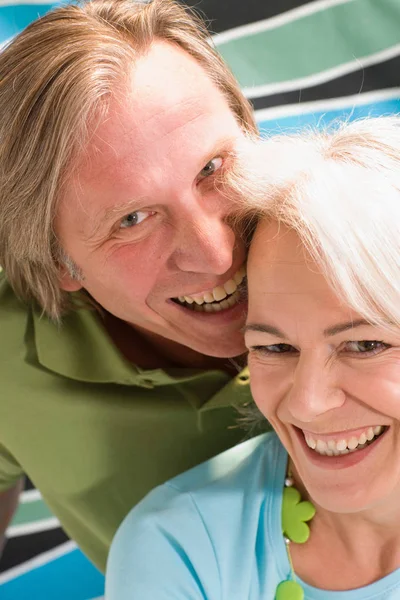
[106,117,400,599]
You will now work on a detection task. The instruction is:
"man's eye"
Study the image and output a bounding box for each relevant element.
[120,211,149,229]
[343,340,390,354]
[198,157,223,179]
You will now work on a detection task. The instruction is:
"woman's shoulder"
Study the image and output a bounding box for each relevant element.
[124,431,283,522]
[106,431,286,599]
[118,430,283,525]
[168,430,281,494]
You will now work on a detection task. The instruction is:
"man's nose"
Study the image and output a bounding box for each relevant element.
[285,353,345,423]
[170,202,237,274]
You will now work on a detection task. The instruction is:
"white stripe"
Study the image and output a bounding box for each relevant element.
[7,516,60,538]
[20,488,42,503]
[0,540,76,584]
[213,0,355,46]
[243,43,400,100]
[0,37,13,51]
[0,0,56,6]
[255,87,400,123]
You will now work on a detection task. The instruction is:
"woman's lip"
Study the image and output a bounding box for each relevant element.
[293,425,389,470]
[300,425,388,441]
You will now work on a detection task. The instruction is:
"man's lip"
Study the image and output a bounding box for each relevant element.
[167,294,247,320]
[170,262,246,299]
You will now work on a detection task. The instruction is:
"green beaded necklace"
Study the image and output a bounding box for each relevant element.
[275,468,316,600]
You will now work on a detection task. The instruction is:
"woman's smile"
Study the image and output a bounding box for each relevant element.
[292,424,389,470]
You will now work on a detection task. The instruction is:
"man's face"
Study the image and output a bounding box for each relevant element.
[57,41,248,358]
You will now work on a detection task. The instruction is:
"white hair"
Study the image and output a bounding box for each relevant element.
[224,117,400,330]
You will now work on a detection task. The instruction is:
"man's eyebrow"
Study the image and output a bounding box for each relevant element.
[197,135,237,171]
[101,199,144,223]
[86,135,237,241]
[86,199,145,241]
[243,319,372,339]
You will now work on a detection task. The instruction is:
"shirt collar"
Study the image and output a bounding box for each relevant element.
[31,305,145,385]
[30,304,248,403]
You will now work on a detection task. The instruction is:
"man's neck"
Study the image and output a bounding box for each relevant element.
[103,313,245,373]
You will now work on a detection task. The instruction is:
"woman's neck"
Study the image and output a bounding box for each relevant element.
[289,464,400,590]
[292,508,400,590]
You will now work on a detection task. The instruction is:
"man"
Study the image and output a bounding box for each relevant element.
[0,0,256,572]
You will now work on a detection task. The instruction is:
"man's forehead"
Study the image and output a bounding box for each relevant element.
[128,40,221,105]
[78,42,234,175]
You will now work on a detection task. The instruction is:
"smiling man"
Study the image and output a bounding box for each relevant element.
[0,0,256,571]
[57,41,248,364]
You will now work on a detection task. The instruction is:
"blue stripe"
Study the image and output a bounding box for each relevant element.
[0,3,63,42]
[0,548,104,600]
[258,98,400,134]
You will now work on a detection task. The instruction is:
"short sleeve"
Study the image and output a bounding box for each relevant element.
[106,485,220,600]
[0,443,24,492]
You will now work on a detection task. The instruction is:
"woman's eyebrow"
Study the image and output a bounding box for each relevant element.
[243,319,372,339]
[243,323,286,338]
[323,319,371,337]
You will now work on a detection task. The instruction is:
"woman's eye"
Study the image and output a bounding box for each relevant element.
[251,343,297,354]
[120,211,150,229]
[343,340,390,354]
[198,157,223,179]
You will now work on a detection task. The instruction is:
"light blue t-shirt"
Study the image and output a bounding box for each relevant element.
[106,432,400,599]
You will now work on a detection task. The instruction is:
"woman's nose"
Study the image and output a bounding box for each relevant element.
[285,353,345,423]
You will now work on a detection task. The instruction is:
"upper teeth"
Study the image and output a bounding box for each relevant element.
[305,426,384,456]
[177,266,246,306]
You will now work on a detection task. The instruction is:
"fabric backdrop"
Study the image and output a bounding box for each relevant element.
[0,0,399,598]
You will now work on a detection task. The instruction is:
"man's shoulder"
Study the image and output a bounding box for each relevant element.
[0,271,26,311]
[0,274,31,368]
[0,272,29,330]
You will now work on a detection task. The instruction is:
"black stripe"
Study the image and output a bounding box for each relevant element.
[251,54,400,112]
[181,0,313,33]
[0,528,69,572]
[23,476,35,491]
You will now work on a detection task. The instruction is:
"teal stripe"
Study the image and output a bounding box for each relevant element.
[217,0,400,88]
[257,99,400,135]
[0,548,104,600]
[11,497,54,526]
[0,3,62,42]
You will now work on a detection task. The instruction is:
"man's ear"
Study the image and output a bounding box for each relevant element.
[58,266,83,292]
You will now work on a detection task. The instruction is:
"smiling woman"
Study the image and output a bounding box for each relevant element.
[106,116,400,600]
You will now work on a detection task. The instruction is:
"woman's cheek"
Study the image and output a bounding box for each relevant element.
[248,356,291,418]
[341,358,400,419]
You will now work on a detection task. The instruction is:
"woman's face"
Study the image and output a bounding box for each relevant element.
[245,220,400,514]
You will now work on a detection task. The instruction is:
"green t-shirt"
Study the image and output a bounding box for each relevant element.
[0,274,253,571]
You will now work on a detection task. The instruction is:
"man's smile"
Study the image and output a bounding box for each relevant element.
[172,264,246,312]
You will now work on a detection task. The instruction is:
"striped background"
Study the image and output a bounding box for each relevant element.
[0,0,399,598]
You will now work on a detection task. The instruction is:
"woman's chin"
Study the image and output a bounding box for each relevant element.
[288,424,397,514]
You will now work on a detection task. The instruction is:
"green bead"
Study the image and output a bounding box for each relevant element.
[282,486,316,543]
[275,580,304,600]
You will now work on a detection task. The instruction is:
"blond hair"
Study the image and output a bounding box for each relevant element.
[225,117,400,330]
[0,0,256,320]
